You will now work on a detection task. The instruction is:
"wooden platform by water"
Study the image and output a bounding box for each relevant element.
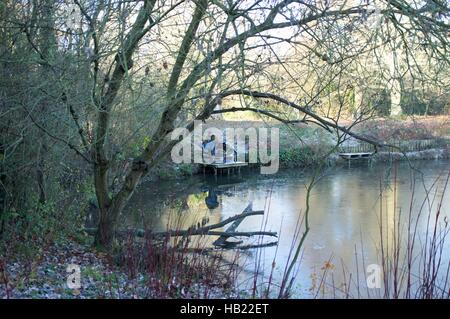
[338,152,373,160]
[201,161,248,175]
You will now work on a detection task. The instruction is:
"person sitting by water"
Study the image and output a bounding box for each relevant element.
[202,134,237,163]
[203,135,216,156]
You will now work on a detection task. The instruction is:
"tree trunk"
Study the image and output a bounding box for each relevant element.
[353,85,363,120]
[93,159,146,248]
[93,160,112,247]
[35,0,56,206]
[390,77,402,116]
[94,208,114,247]
[386,48,403,117]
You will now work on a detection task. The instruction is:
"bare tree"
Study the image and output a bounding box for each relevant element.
[1,0,448,247]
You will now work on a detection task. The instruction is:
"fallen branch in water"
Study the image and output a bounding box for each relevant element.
[121,229,277,239]
[213,203,255,247]
[181,241,279,253]
[85,203,278,250]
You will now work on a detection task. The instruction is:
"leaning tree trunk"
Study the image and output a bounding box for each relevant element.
[89,0,158,248]
[92,0,209,248]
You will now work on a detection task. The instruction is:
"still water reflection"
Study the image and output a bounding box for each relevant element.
[124,160,450,297]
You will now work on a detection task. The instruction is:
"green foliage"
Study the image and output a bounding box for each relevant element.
[279,146,322,168]
[176,163,195,176]
[0,197,85,260]
[0,168,94,260]
[370,89,391,116]
[152,162,199,181]
[401,90,428,115]
[76,178,97,206]
[401,89,449,115]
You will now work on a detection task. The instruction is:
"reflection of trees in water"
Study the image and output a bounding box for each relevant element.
[125,175,253,234]
[127,190,207,231]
